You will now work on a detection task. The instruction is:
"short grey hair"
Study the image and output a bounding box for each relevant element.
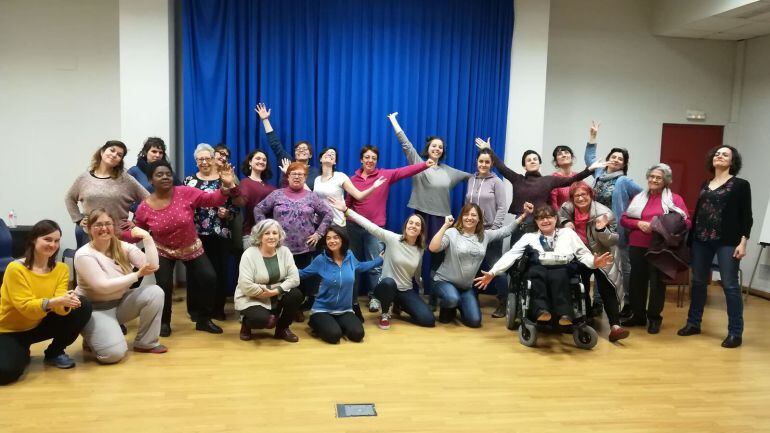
[646,163,673,187]
[249,219,285,248]
[193,143,215,160]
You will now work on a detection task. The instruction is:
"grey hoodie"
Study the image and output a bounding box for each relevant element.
[465,172,507,229]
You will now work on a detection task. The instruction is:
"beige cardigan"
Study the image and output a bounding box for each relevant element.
[234,245,300,311]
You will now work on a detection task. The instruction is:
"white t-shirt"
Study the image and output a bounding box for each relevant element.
[313,171,349,226]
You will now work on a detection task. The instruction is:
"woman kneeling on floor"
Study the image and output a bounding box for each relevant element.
[75,208,166,363]
[299,225,382,343]
[236,219,302,343]
[476,206,612,325]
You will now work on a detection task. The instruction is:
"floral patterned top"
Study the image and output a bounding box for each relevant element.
[183,175,239,239]
[694,177,734,242]
[253,188,333,255]
[593,176,616,208]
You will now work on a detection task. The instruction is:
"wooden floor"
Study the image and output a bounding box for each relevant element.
[2,286,770,433]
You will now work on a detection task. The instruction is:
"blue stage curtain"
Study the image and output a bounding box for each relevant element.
[182,0,513,231]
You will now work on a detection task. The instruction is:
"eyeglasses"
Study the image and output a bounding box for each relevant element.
[215,151,230,159]
[92,222,114,229]
[288,172,306,178]
[196,156,212,163]
[573,192,590,198]
[647,175,664,181]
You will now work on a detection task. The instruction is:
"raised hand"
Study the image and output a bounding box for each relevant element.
[373,176,388,188]
[593,252,613,268]
[443,215,455,228]
[474,137,491,150]
[279,158,291,174]
[219,162,236,187]
[137,263,159,277]
[425,159,436,168]
[130,226,151,240]
[588,160,608,172]
[387,112,399,121]
[589,120,600,141]
[522,201,534,215]
[473,271,495,290]
[254,103,271,120]
[595,214,609,230]
[327,196,347,212]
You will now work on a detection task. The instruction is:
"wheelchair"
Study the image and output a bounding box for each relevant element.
[504,248,599,350]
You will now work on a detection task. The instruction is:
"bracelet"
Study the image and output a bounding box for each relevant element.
[42,298,51,312]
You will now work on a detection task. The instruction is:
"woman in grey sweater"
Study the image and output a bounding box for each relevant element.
[328,197,434,330]
[387,112,472,301]
[429,203,530,327]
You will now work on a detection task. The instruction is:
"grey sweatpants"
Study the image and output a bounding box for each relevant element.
[82,284,164,364]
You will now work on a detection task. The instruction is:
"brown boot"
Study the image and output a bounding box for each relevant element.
[274,327,299,343]
[239,323,252,341]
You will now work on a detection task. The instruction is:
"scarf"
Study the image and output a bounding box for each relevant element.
[625,188,687,220]
[596,169,623,183]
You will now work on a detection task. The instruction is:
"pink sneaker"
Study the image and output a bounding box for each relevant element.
[378,313,391,330]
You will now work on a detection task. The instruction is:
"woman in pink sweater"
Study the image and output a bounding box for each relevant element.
[620,163,690,334]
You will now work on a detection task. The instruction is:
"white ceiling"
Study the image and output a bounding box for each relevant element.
[656,0,770,40]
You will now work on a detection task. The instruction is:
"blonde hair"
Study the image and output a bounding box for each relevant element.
[86,209,133,275]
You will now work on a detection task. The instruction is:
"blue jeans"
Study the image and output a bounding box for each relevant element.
[75,224,89,248]
[432,280,481,327]
[480,237,508,302]
[373,278,435,327]
[687,240,743,336]
[347,221,384,297]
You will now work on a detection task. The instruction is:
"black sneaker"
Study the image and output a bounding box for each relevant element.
[160,323,172,337]
[491,303,506,318]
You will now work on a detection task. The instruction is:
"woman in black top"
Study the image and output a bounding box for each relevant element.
[677,145,752,348]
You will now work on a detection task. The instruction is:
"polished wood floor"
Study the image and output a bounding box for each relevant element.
[2,286,769,433]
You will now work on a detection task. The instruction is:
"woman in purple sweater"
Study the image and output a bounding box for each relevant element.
[253,162,334,321]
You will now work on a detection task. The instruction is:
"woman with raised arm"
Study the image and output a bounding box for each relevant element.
[346,144,432,313]
[328,197,434,329]
[429,203,530,327]
[236,219,302,343]
[388,112,472,301]
[134,160,240,337]
[313,147,387,227]
[0,220,92,385]
[66,140,149,247]
[584,121,642,317]
[558,182,629,342]
[75,209,166,364]
[620,163,690,335]
[550,145,578,210]
[466,148,510,318]
[253,162,334,321]
[255,103,320,189]
[299,226,382,343]
[474,137,604,314]
[678,146,752,348]
[184,143,240,321]
[237,149,276,249]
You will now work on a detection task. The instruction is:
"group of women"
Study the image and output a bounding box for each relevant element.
[0,114,753,385]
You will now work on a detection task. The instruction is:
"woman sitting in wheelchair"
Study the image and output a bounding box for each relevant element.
[475,205,612,326]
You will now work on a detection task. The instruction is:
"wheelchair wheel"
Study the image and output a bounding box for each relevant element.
[518,321,537,347]
[506,292,520,330]
[572,325,598,350]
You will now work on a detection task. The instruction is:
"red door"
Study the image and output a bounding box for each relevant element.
[660,124,724,216]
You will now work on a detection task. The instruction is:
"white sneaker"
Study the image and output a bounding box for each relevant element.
[378,312,391,330]
[368,297,381,313]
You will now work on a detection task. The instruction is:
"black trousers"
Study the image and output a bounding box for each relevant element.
[308,312,364,344]
[629,246,666,321]
[527,264,572,319]
[156,254,216,325]
[578,265,621,326]
[200,235,231,316]
[241,288,303,330]
[373,278,435,327]
[0,297,92,385]
[294,252,319,304]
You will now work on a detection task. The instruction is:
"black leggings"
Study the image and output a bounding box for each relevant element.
[200,235,231,315]
[629,246,666,321]
[527,264,572,319]
[156,254,216,324]
[294,252,319,303]
[579,266,621,326]
[240,288,303,330]
[308,312,364,344]
[0,297,92,385]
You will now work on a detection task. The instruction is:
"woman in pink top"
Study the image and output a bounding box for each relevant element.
[133,160,239,337]
[620,163,690,334]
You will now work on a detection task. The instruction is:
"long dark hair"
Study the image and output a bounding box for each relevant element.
[240,149,273,180]
[706,145,742,175]
[421,136,446,162]
[453,203,485,242]
[323,225,349,257]
[400,214,427,249]
[90,140,128,179]
[604,147,630,175]
[23,220,62,271]
[137,137,169,162]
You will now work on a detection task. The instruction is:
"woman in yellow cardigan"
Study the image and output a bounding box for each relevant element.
[0,220,92,385]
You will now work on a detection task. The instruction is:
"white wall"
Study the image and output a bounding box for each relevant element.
[0,0,121,252]
[735,33,770,292]
[542,0,736,183]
